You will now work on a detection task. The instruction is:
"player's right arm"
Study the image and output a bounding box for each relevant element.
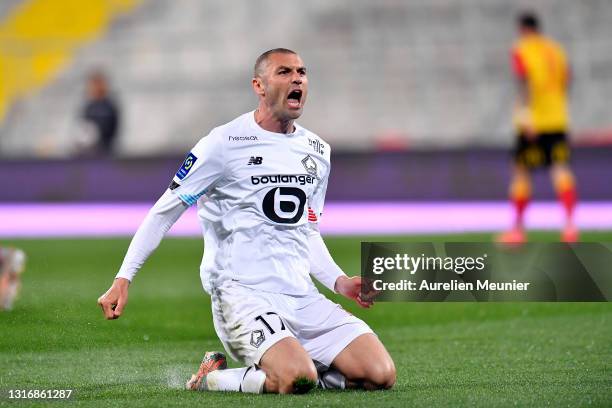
[97,131,224,320]
[97,189,189,319]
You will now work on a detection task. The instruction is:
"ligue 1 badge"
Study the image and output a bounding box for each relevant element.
[176,152,198,180]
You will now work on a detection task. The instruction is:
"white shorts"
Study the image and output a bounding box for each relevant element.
[211,281,373,368]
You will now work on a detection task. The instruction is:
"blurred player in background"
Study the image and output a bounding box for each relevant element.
[499,11,578,244]
[0,247,26,311]
[78,70,121,156]
[98,48,395,394]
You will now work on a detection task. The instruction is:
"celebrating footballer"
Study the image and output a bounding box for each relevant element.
[98,48,396,394]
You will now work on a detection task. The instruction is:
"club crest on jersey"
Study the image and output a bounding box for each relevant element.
[301,155,318,178]
[250,329,265,348]
[176,152,197,180]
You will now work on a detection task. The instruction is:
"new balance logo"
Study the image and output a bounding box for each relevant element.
[248,156,263,165]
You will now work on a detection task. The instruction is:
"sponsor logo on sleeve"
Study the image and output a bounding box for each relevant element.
[175,152,197,180]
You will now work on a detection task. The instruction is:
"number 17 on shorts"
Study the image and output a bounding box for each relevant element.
[246,312,294,364]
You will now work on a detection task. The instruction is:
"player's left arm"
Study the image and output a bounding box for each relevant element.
[307,226,372,308]
[305,146,372,308]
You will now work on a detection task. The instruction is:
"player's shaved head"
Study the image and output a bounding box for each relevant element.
[251,49,307,132]
[254,48,298,78]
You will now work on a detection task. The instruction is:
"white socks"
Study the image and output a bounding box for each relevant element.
[200,364,346,393]
[205,366,266,394]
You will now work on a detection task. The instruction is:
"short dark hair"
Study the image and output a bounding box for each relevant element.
[254,48,297,78]
[517,11,540,31]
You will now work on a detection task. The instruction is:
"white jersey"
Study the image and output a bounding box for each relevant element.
[168,111,331,295]
[114,111,358,367]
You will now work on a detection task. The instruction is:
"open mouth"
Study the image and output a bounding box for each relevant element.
[287,89,302,108]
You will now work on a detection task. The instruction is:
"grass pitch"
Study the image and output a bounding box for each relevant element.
[1,232,611,407]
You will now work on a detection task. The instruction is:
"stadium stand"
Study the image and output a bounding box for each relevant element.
[0,0,611,157]
[0,0,139,155]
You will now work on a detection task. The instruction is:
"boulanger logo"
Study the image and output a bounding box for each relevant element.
[262,187,307,224]
[251,174,316,186]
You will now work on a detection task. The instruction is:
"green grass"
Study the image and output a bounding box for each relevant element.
[1,232,611,407]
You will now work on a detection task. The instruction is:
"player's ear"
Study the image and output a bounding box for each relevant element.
[252,77,265,97]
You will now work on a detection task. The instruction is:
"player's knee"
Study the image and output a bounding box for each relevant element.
[365,358,396,390]
[278,362,318,394]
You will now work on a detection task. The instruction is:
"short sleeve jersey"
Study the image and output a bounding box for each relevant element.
[511,34,570,132]
[169,111,331,295]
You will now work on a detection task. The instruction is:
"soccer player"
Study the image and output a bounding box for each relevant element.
[498,12,578,243]
[0,247,26,311]
[98,48,396,394]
